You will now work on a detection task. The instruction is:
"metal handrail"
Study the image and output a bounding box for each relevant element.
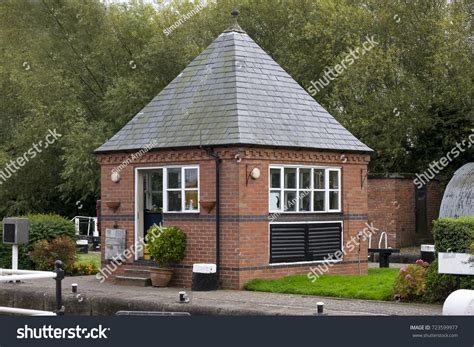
[0,260,64,316]
[0,307,56,316]
[378,232,388,249]
[0,273,56,282]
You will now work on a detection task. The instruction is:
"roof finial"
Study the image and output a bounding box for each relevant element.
[224,8,245,33]
[231,9,239,22]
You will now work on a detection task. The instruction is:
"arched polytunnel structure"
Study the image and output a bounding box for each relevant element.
[439,163,474,218]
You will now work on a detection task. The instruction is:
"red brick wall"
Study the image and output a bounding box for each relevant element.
[426,180,442,233]
[367,177,442,249]
[97,147,370,289]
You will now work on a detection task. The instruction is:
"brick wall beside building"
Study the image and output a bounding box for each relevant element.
[367,175,442,249]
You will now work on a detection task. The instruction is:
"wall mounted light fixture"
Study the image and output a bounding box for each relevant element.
[250,167,261,179]
[246,166,261,185]
[111,171,120,183]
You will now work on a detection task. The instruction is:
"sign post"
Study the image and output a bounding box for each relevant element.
[2,217,29,273]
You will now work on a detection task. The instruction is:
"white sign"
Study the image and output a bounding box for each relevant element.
[421,244,435,252]
[438,252,474,276]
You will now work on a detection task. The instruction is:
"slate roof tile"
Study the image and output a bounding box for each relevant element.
[95,26,372,153]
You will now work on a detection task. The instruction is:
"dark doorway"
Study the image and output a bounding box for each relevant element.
[415,185,427,233]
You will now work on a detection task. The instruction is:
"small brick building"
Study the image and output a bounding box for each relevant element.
[95,15,373,289]
[367,174,442,249]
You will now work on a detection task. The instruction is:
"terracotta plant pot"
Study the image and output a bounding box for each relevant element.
[149,267,173,287]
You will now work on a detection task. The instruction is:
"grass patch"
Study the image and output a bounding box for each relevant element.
[245,268,399,301]
[75,253,100,268]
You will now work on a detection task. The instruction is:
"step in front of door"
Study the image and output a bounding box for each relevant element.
[115,275,152,287]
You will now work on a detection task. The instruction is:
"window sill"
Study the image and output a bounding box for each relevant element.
[163,211,200,214]
[268,210,342,214]
[269,259,343,266]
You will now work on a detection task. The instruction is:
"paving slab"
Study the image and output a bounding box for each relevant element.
[0,275,442,316]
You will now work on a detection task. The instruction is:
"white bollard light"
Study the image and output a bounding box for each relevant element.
[443,289,474,315]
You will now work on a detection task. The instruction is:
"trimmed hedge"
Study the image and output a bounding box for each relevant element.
[0,214,76,269]
[423,217,474,303]
[432,217,474,253]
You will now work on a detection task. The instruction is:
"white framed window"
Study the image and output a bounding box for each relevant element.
[164,166,199,213]
[269,165,341,213]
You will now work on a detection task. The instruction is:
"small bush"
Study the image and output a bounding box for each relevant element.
[432,217,474,253]
[0,214,76,269]
[393,260,429,302]
[423,259,459,303]
[147,225,186,266]
[26,214,76,246]
[424,259,474,303]
[68,262,99,276]
[30,236,76,271]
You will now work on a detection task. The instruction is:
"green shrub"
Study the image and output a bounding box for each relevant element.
[423,259,459,303]
[428,217,474,302]
[25,214,76,247]
[147,225,186,266]
[393,260,429,302]
[30,236,76,271]
[432,217,474,253]
[424,259,474,303]
[0,214,76,269]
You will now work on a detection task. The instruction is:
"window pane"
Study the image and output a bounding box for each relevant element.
[329,171,339,189]
[299,169,311,189]
[284,191,297,211]
[314,191,325,211]
[167,168,181,189]
[270,168,281,188]
[270,191,281,211]
[329,191,339,210]
[151,171,162,191]
[167,191,182,211]
[185,191,198,211]
[284,168,296,189]
[299,191,310,211]
[314,169,325,189]
[151,193,163,209]
[185,168,198,188]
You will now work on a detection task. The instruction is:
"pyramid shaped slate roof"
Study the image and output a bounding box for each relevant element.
[95,24,372,154]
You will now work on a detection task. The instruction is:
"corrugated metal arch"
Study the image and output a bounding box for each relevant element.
[439,163,474,218]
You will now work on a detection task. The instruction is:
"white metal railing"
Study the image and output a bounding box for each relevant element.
[0,307,56,316]
[0,262,64,316]
[0,269,57,282]
[378,232,388,249]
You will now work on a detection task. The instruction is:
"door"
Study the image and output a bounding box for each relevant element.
[415,185,427,234]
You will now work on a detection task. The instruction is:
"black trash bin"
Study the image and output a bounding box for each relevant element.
[192,264,218,291]
[420,244,435,263]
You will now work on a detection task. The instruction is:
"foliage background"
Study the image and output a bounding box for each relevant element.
[0,0,472,217]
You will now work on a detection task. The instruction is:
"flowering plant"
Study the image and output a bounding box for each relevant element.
[393,260,429,301]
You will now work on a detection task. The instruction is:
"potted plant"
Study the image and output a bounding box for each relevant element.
[146,225,186,287]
